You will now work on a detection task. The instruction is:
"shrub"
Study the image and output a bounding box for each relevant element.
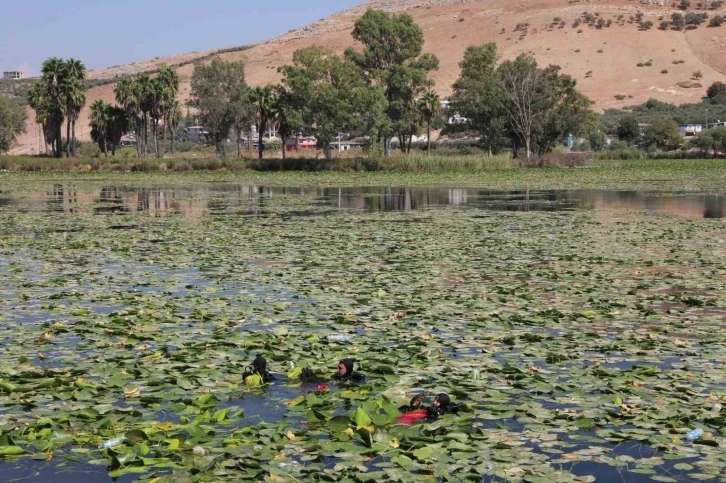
[644,61,653,67]
[661,69,669,74]
[685,12,709,26]
[637,63,645,67]
[660,20,672,29]
[710,15,724,27]
[693,71,703,79]
[597,49,604,53]
[614,94,627,100]
[680,0,691,9]
[678,81,703,88]
[640,20,654,29]
[713,0,724,8]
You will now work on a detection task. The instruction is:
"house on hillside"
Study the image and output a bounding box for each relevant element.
[679,124,703,137]
[3,71,23,80]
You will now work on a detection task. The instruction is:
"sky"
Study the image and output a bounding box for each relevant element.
[1,0,363,76]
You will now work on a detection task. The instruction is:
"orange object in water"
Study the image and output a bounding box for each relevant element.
[397,409,428,425]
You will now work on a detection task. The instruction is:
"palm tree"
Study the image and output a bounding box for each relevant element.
[108,106,130,156]
[27,82,53,155]
[157,66,180,154]
[90,100,111,156]
[41,57,66,158]
[165,100,182,155]
[417,90,440,155]
[62,59,87,157]
[115,77,145,157]
[148,78,166,158]
[137,74,154,158]
[249,85,274,160]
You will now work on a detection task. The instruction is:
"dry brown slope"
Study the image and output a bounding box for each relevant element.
[12,0,726,154]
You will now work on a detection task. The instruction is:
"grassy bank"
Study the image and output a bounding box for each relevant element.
[3,158,726,193]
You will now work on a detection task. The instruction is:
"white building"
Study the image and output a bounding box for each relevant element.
[679,124,703,137]
[3,71,23,80]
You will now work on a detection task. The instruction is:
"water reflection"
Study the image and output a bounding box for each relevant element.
[4,184,726,219]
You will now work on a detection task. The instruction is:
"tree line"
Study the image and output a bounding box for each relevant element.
[188,9,591,160]
[20,9,594,160]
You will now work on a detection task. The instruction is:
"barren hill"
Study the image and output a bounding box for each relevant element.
[11,0,726,154]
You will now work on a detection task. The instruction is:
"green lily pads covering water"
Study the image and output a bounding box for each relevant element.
[0,178,724,482]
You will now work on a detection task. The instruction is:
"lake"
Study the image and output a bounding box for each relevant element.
[0,182,724,482]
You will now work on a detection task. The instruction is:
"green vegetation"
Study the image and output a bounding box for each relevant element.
[25,58,87,158]
[1,169,726,480]
[189,59,247,158]
[0,97,26,153]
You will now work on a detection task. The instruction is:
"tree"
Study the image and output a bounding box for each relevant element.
[62,58,87,157]
[643,118,682,150]
[27,81,60,155]
[449,43,506,156]
[90,100,111,155]
[41,57,67,158]
[617,115,641,144]
[280,46,381,160]
[115,77,145,157]
[417,90,440,155]
[248,85,274,160]
[90,100,128,156]
[189,58,248,158]
[157,66,180,155]
[707,81,726,104]
[685,12,708,27]
[589,130,608,151]
[269,86,302,160]
[671,13,686,30]
[690,127,726,155]
[496,54,593,159]
[345,9,438,157]
[0,96,26,154]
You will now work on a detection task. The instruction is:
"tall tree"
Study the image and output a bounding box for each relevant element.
[450,43,506,156]
[0,96,26,154]
[496,54,592,159]
[26,81,56,155]
[157,66,181,155]
[90,100,111,156]
[345,9,438,157]
[62,58,87,157]
[249,86,274,160]
[280,46,378,160]
[189,58,248,158]
[417,90,440,155]
[115,77,144,157]
[269,85,303,160]
[41,57,66,158]
[136,74,153,158]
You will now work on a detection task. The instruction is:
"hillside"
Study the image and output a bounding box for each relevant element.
[10,0,726,154]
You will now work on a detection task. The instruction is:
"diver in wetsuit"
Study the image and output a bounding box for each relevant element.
[243,355,273,384]
[334,358,365,383]
[425,393,458,419]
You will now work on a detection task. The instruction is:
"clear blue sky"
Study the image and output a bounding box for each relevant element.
[1,0,362,76]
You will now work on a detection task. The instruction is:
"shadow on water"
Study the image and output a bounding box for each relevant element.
[4,183,726,219]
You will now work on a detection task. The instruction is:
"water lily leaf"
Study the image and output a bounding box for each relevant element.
[0,446,25,456]
[328,415,352,433]
[413,446,434,460]
[355,407,373,428]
